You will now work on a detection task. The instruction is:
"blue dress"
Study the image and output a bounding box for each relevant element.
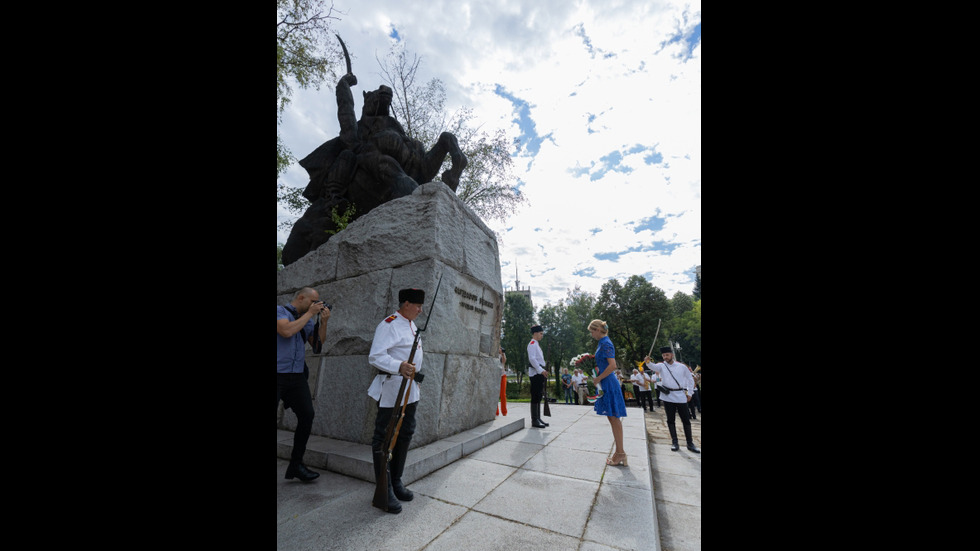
[593,336,627,418]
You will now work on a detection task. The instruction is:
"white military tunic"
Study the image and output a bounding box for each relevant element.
[646,360,694,404]
[368,311,423,407]
[526,338,546,376]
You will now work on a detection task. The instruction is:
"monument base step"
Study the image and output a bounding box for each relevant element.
[277,414,524,484]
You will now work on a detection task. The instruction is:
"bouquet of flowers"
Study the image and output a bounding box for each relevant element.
[569,353,595,370]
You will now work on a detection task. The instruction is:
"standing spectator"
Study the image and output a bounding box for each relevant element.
[573,369,588,405]
[631,367,654,412]
[561,367,574,404]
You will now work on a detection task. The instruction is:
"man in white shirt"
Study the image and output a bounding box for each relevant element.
[645,346,700,453]
[572,369,585,404]
[368,288,426,513]
[630,368,654,412]
[526,325,548,428]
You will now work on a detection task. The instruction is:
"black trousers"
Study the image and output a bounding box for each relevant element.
[529,373,545,421]
[664,400,694,443]
[638,390,654,411]
[277,371,315,463]
[372,401,418,452]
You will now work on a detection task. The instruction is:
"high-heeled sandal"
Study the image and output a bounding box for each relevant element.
[605,452,628,466]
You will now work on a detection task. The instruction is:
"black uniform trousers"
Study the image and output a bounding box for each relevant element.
[277,370,315,463]
[529,373,545,421]
[373,401,418,452]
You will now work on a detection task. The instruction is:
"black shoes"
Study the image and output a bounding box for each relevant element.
[670,440,701,453]
[531,420,547,428]
[285,462,320,482]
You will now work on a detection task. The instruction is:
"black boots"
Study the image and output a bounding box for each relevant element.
[371,450,401,514]
[671,439,680,451]
[285,461,320,481]
[389,441,414,502]
[531,403,548,428]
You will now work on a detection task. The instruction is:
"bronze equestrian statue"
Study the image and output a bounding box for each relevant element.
[281,36,467,266]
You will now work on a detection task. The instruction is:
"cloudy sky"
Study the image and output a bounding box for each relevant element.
[278,0,701,309]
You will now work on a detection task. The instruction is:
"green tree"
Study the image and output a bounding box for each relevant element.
[277,0,344,182]
[538,302,573,397]
[595,276,671,369]
[501,292,535,390]
[563,286,599,358]
[672,300,701,368]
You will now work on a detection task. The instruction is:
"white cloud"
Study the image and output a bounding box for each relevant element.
[278,0,701,307]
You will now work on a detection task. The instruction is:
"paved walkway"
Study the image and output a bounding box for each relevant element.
[278,401,700,550]
[643,404,702,551]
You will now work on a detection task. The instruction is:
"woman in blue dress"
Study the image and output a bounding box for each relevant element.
[589,319,628,466]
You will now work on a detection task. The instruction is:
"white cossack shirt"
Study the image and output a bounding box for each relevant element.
[368,312,423,407]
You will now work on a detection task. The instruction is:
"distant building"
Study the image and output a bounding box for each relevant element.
[505,264,533,311]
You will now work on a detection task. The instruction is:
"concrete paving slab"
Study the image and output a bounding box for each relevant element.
[407,457,517,508]
[522,444,609,483]
[277,477,468,551]
[474,469,599,538]
[586,482,660,550]
[423,510,581,550]
[464,438,543,468]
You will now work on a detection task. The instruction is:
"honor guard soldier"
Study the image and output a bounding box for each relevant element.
[526,325,549,428]
[368,288,426,513]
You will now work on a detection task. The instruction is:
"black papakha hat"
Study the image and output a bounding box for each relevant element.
[399,288,425,304]
[531,325,543,333]
[660,346,673,354]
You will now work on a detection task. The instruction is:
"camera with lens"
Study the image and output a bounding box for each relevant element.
[315,300,332,310]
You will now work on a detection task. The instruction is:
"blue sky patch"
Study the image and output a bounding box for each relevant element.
[632,216,666,234]
[389,25,401,42]
[661,20,700,61]
[494,85,546,156]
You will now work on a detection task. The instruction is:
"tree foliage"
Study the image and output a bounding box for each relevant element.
[277,0,344,180]
[595,276,672,366]
[672,300,701,367]
[501,292,535,390]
